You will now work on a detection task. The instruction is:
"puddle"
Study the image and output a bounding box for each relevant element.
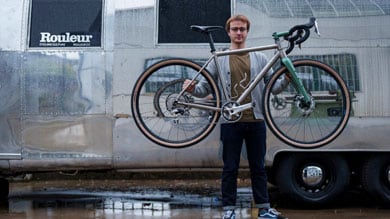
[4,187,255,218]
[1,172,389,218]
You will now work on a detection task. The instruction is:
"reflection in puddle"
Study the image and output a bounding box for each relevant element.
[4,188,253,218]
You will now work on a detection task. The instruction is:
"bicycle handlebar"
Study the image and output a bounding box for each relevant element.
[283,17,319,54]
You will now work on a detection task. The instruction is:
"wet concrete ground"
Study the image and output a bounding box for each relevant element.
[0,171,389,218]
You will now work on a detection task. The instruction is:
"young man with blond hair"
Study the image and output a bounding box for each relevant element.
[184,15,288,219]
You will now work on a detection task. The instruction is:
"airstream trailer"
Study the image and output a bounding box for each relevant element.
[0,0,389,204]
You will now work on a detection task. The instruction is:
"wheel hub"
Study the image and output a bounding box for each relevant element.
[295,95,315,116]
[302,165,323,186]
[166,93,191,116]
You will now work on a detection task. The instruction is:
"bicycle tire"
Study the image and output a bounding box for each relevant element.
[263,59,351,149]
[131,58,221,148]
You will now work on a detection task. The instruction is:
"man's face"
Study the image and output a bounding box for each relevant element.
[228,20,248,45]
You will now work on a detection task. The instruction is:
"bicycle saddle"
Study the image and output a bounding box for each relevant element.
[190,25,224,34]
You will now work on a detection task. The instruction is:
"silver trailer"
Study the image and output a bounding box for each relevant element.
[0,0,389,205]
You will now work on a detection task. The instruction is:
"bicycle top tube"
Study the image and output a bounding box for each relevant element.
[214,44,279,57]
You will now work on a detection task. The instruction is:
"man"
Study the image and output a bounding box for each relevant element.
[183,15,288,219]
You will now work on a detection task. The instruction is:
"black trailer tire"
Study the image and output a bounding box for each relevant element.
[0,178,9,200]
[362,154,390,204]
[275,153,349,205]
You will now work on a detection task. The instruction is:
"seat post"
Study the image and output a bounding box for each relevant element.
[208,32,216,53]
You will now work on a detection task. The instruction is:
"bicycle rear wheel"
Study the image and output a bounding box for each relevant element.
[263,59,351,149]
[131,58,221,148]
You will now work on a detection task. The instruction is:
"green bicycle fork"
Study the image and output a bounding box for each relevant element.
[281,57,311,105]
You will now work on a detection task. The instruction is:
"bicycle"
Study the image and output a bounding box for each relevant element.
[131,17,351,149]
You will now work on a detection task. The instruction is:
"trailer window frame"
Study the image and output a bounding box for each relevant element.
[27,0,104,50]
[156,0,232,45]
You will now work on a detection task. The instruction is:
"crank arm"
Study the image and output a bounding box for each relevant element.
[225,102,254,116]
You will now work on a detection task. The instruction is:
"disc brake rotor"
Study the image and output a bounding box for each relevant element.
[166,93,192,116]
[295,95,315,116]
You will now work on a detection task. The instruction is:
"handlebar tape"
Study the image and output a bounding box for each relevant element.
[284,17,316,54]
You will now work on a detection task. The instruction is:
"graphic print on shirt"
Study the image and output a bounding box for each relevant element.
[232,72,249,99]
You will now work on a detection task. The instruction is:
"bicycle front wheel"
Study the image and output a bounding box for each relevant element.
[263,59,351,149]
[131,58,221,148]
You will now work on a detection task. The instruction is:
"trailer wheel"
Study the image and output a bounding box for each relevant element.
[0,178,9,200]
[362,154,390,204]
[275,153,349,204]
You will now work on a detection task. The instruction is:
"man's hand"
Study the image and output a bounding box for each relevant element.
[182,79,196,93]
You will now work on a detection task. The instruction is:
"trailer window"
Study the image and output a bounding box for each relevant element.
[29,0,102,48]
[157,0,231,44]
[291,54,360,92]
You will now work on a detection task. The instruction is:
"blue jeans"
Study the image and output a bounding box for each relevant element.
[220,121,270,210]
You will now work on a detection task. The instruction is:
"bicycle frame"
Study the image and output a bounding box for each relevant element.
[178,36,311,118]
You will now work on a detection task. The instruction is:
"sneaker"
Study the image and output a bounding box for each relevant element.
[258,208,287,219]
[222,209,235,219]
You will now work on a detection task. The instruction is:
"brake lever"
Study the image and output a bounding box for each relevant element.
[295,29,307,47]
[314,20,321,36]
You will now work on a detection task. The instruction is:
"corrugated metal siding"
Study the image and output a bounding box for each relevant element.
[355,48,390,117]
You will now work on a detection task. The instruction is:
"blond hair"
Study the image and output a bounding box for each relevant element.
[225,14,251,32]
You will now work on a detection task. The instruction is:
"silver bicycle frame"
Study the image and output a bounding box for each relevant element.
[179,42,285,116]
